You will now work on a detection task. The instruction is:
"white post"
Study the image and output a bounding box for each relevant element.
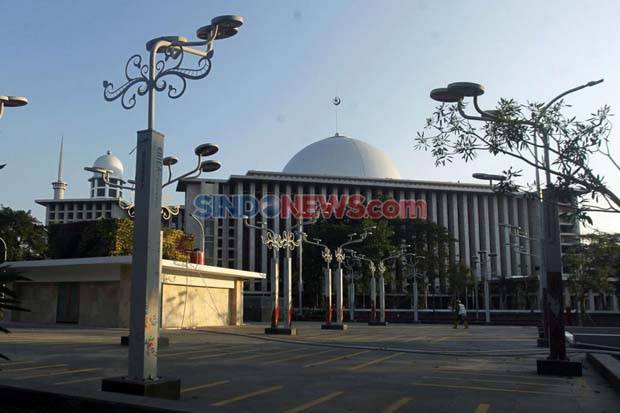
[379,275,386,323]
[413,277,419,323]
[348,278,355,321]
[370,275,377,322]
[325,267,333,325]
[127,129,164,381]
[283,252,293,328]
[336,267,344,325]
[271,251,280,329]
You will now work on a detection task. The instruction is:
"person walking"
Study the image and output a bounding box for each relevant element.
[453,299,469,329]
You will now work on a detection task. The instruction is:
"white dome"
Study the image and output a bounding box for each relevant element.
[283,135,401,179]
[92,150,124,180]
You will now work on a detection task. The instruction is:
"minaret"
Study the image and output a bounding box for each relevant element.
[52,137,68,200]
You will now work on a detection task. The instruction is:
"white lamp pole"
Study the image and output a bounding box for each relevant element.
[100,15,243,398]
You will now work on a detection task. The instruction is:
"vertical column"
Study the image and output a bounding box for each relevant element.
[248,182,256,290]
[472,194,481,313]
[221,184,229,267]
[451,193,460,263]
[260,183,268,292]
[502,197,512,277]
[128,129,164,381]
[297,183,305,315]
[431,192,438,223]
[512,197,520,276]
[283,184,292,326]
[235,182,244,270]
[461,193,471,268]
[491,195,502,277]
[520,197,532,277]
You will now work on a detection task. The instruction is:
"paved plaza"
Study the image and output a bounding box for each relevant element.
[0,322,618,412]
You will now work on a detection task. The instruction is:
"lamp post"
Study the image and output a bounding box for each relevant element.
[431,79,599,376]
[100,15,243,399]
[346,251,378,324]
[302,236,333,326]
[401,253,425,323]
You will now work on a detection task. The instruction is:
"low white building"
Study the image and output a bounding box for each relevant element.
[2,256,264,328]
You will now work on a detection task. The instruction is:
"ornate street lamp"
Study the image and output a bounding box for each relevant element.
[430,79,602,376]
[99,15,243,399]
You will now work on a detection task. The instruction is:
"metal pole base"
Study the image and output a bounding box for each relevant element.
[101,376,181,400]
[368,321,388,326]
[321,324,348,330]
[265,327,298,335]
[536,359,582,377]
[120,335,170,348]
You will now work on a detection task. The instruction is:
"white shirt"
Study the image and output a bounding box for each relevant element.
[458,303,467,316]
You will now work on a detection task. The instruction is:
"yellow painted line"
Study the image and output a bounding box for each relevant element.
[54,376,104,385]
[349,353,401,371]
[474,403,490,413]
[262,349,335,365]
[189,349,257,360]
[20,368,100,380]
[0,363,66,373]
[0,360,35,367]
[159,345,245,358]
[181,379,230,394]
[409,381,582,397]
[228,353,270,362]
[284,390,344,413]
[304,350,370,368]
[420,375,573,389]
[382,397,412,413]
[210,385,283,406]
[402,335,427,342]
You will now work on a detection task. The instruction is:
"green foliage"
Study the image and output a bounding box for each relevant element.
[300,217,468,304]
[563,232,619,320]
[415,94,620,218]
[48,218,193,261]
[0,206,47,261]
[447,262,473,297]
[162,228,194,262]
[0,266,30,360]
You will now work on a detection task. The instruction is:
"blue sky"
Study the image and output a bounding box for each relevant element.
[1,0,619,231]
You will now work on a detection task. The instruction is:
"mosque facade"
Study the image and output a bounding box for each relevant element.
[177,134,585,312]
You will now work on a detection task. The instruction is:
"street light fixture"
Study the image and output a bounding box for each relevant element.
[100,14,243,399]
[0,95,28,120]
[432,79,603,376]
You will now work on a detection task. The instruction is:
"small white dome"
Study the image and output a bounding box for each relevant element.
[92,150,124,180]
[283,135,401,179]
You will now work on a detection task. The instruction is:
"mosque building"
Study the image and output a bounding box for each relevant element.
[177,133,590,314]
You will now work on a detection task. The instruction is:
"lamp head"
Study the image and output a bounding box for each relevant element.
[200,160,221,173]
[195,143,219,157]
[430,87,462,103]
[472,172,506,181]
[447,82,485,98]
[197,15,244,40]
[162,156,179,167]
[2,96,28,107]
[84,166,112,176]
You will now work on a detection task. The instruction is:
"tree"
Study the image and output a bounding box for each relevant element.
[415,80,618,221]
[0,266,30,360]
[0,206,47,261]
[563,232,619,325]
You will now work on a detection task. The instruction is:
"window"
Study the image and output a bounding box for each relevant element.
[97,189,105,197]
[86,212,92,219]
[109,189,117,198]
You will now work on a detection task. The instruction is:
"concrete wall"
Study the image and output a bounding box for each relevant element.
[118,265,131,328]
[78,282,119,327]
[161,283,230,328]
[12,283,58,324]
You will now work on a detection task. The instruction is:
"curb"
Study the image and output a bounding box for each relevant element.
[586,353,620,392]
[0,383,191,413]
